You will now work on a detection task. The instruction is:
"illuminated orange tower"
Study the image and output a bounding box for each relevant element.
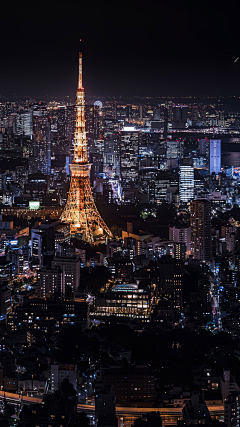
[61,43,112,243]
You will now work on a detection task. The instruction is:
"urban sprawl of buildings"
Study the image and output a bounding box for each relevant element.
[1,93,240,426]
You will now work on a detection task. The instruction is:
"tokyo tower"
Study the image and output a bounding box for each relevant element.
[61,44,112,243]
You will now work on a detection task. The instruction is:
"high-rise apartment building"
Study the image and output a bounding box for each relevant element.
[103,132,120,177]
[167,139,184,160]
[190,198,211,262]
[51,256,80,293]
[85,105,100,142]
[179,159,194,203]
[209,139,221,175]
[32,115,51,175]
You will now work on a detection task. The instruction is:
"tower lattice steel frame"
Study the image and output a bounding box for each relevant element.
[61,45,112,243]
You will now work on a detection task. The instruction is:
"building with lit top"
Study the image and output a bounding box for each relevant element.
[94,283,151,321]
[179,158,194,203]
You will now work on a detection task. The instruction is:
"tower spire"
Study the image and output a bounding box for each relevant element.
[74,40,87,164]
[78,39,82,89]
[60,45,112,243]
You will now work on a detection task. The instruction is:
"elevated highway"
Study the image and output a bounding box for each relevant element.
[0,391,224,425]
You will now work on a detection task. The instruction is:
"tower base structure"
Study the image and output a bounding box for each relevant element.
[61,163,112,243]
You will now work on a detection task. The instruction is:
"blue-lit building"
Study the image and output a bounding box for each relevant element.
[209,139,221,175]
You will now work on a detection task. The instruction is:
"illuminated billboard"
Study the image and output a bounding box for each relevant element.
[29,201,40,210]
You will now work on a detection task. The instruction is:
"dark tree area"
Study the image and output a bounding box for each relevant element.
[80,266,110,294]
[56,325,99,363]
[77,411,90,427]
[0,398,15,427]
[65,284,75,300]
[84,323,240,392]
[156,202,177,225]
[137,202,177,238]
[71,239,107,260]
[2,214,28,228]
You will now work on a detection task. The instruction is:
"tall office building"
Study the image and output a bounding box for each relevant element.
[17,111,33,136]
[172,105,188,122]
[120,129,139,186]
[57,107,66,144]
[159,256,183,311]
[209,139,221,175]
[51,256,80,293]
[38,267,64,299]
[179,159,194,203]
[190,198,211,262]
[172,105,188,129]
[198,138,209,156]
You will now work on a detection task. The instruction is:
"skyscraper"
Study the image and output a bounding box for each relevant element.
[209,139,221,175]
[120,129,139,187]
[179,159,194,203]
[60,45,112,242]
[85,105,100,142]
[190,198,211,262]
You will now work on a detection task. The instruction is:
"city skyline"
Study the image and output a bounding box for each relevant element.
[2,2,240,425]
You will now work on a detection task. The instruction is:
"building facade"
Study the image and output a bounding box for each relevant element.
[209,139,221,175]
[190,198,211,262]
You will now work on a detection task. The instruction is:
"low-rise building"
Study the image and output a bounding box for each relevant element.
[18,374,47,395]
[8,298,89,333]
[94,283,151,321]
[51,364,77,393]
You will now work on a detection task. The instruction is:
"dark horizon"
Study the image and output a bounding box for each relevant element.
[1,1,240,98]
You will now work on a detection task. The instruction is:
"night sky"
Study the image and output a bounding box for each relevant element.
[1,0,240,98]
